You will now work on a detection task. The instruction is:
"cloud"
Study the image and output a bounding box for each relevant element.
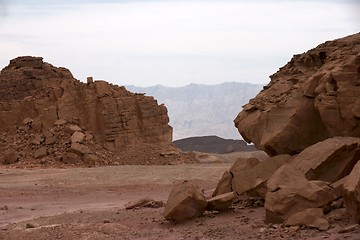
[0,0,358,87]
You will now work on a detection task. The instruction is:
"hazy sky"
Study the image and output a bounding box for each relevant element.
[0,0,359,87]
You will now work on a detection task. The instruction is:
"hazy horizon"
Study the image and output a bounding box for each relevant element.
[0,0,359,87]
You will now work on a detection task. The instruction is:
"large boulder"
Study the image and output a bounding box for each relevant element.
[229,157,260,176]
[265,165,338,223]
[343,160,360,223]
[285,208,330,231]
[234,33,360,156]
[163,181,207,222]
[232,154,290,198]
[264,136,360,223]
[277,137,360,183]
[212,171,233,197]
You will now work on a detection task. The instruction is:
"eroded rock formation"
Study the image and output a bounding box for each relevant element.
[0,56,176,165]
[206,33,360,229]
[235,33,360,156]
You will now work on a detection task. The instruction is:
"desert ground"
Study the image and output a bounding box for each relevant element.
[1,152,359,240]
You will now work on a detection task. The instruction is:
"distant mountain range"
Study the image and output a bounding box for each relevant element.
[126,82,264,140]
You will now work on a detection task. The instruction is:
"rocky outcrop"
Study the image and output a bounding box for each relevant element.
[0,56,174,165]
[0,56,172,150]
[235,33,360,156]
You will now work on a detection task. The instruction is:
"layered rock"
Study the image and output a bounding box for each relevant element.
[234,33,360,156]
[0,56,173,164]
[0,56,172,150]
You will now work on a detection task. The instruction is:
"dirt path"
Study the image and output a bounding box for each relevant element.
[0,164,359,240]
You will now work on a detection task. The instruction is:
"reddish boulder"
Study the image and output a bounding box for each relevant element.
[343,161,360,223]
[212,171,233,197]
[271,137,360,184]
[232,154,290,198]
[285,208,329,231]
[163,181,207,222]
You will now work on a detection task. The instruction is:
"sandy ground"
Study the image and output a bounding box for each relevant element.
[0,163,359,240]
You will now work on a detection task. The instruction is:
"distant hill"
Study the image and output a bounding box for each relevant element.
[173,135,256,154]
[126,82,264,140]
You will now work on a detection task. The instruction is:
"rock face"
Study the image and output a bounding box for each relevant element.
[0,56,174,165]
[234,33,360,156]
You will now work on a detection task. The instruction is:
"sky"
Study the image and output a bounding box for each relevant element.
[0,0,359,87]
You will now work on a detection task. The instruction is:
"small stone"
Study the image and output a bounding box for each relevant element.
[288,226,300,233]
[54,119,67,126]
[22,117,33,125]
[125,198,164,210]
[338,224,358,234]
[207,192,236,211]
[26,223,36,229]
[331,198,344,209]
[71,131,85,143]
[34,147,47,159]
[44,136,57,145]
[1,149,18,164]
[82,153,97,165]
[69,143,90,156]
[103,219,110,223]
[61,152,79,164]
[259,227,267,233]
[67,124,82,134]
[43,130,53,139]
[30,134,45,145]
[84,132,93,141]
[0,206,8,210]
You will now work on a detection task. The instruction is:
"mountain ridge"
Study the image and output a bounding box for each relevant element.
[126,82,264,140]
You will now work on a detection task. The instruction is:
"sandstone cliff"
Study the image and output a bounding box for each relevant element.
[235,32,360,156]
[0,56,179,166]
